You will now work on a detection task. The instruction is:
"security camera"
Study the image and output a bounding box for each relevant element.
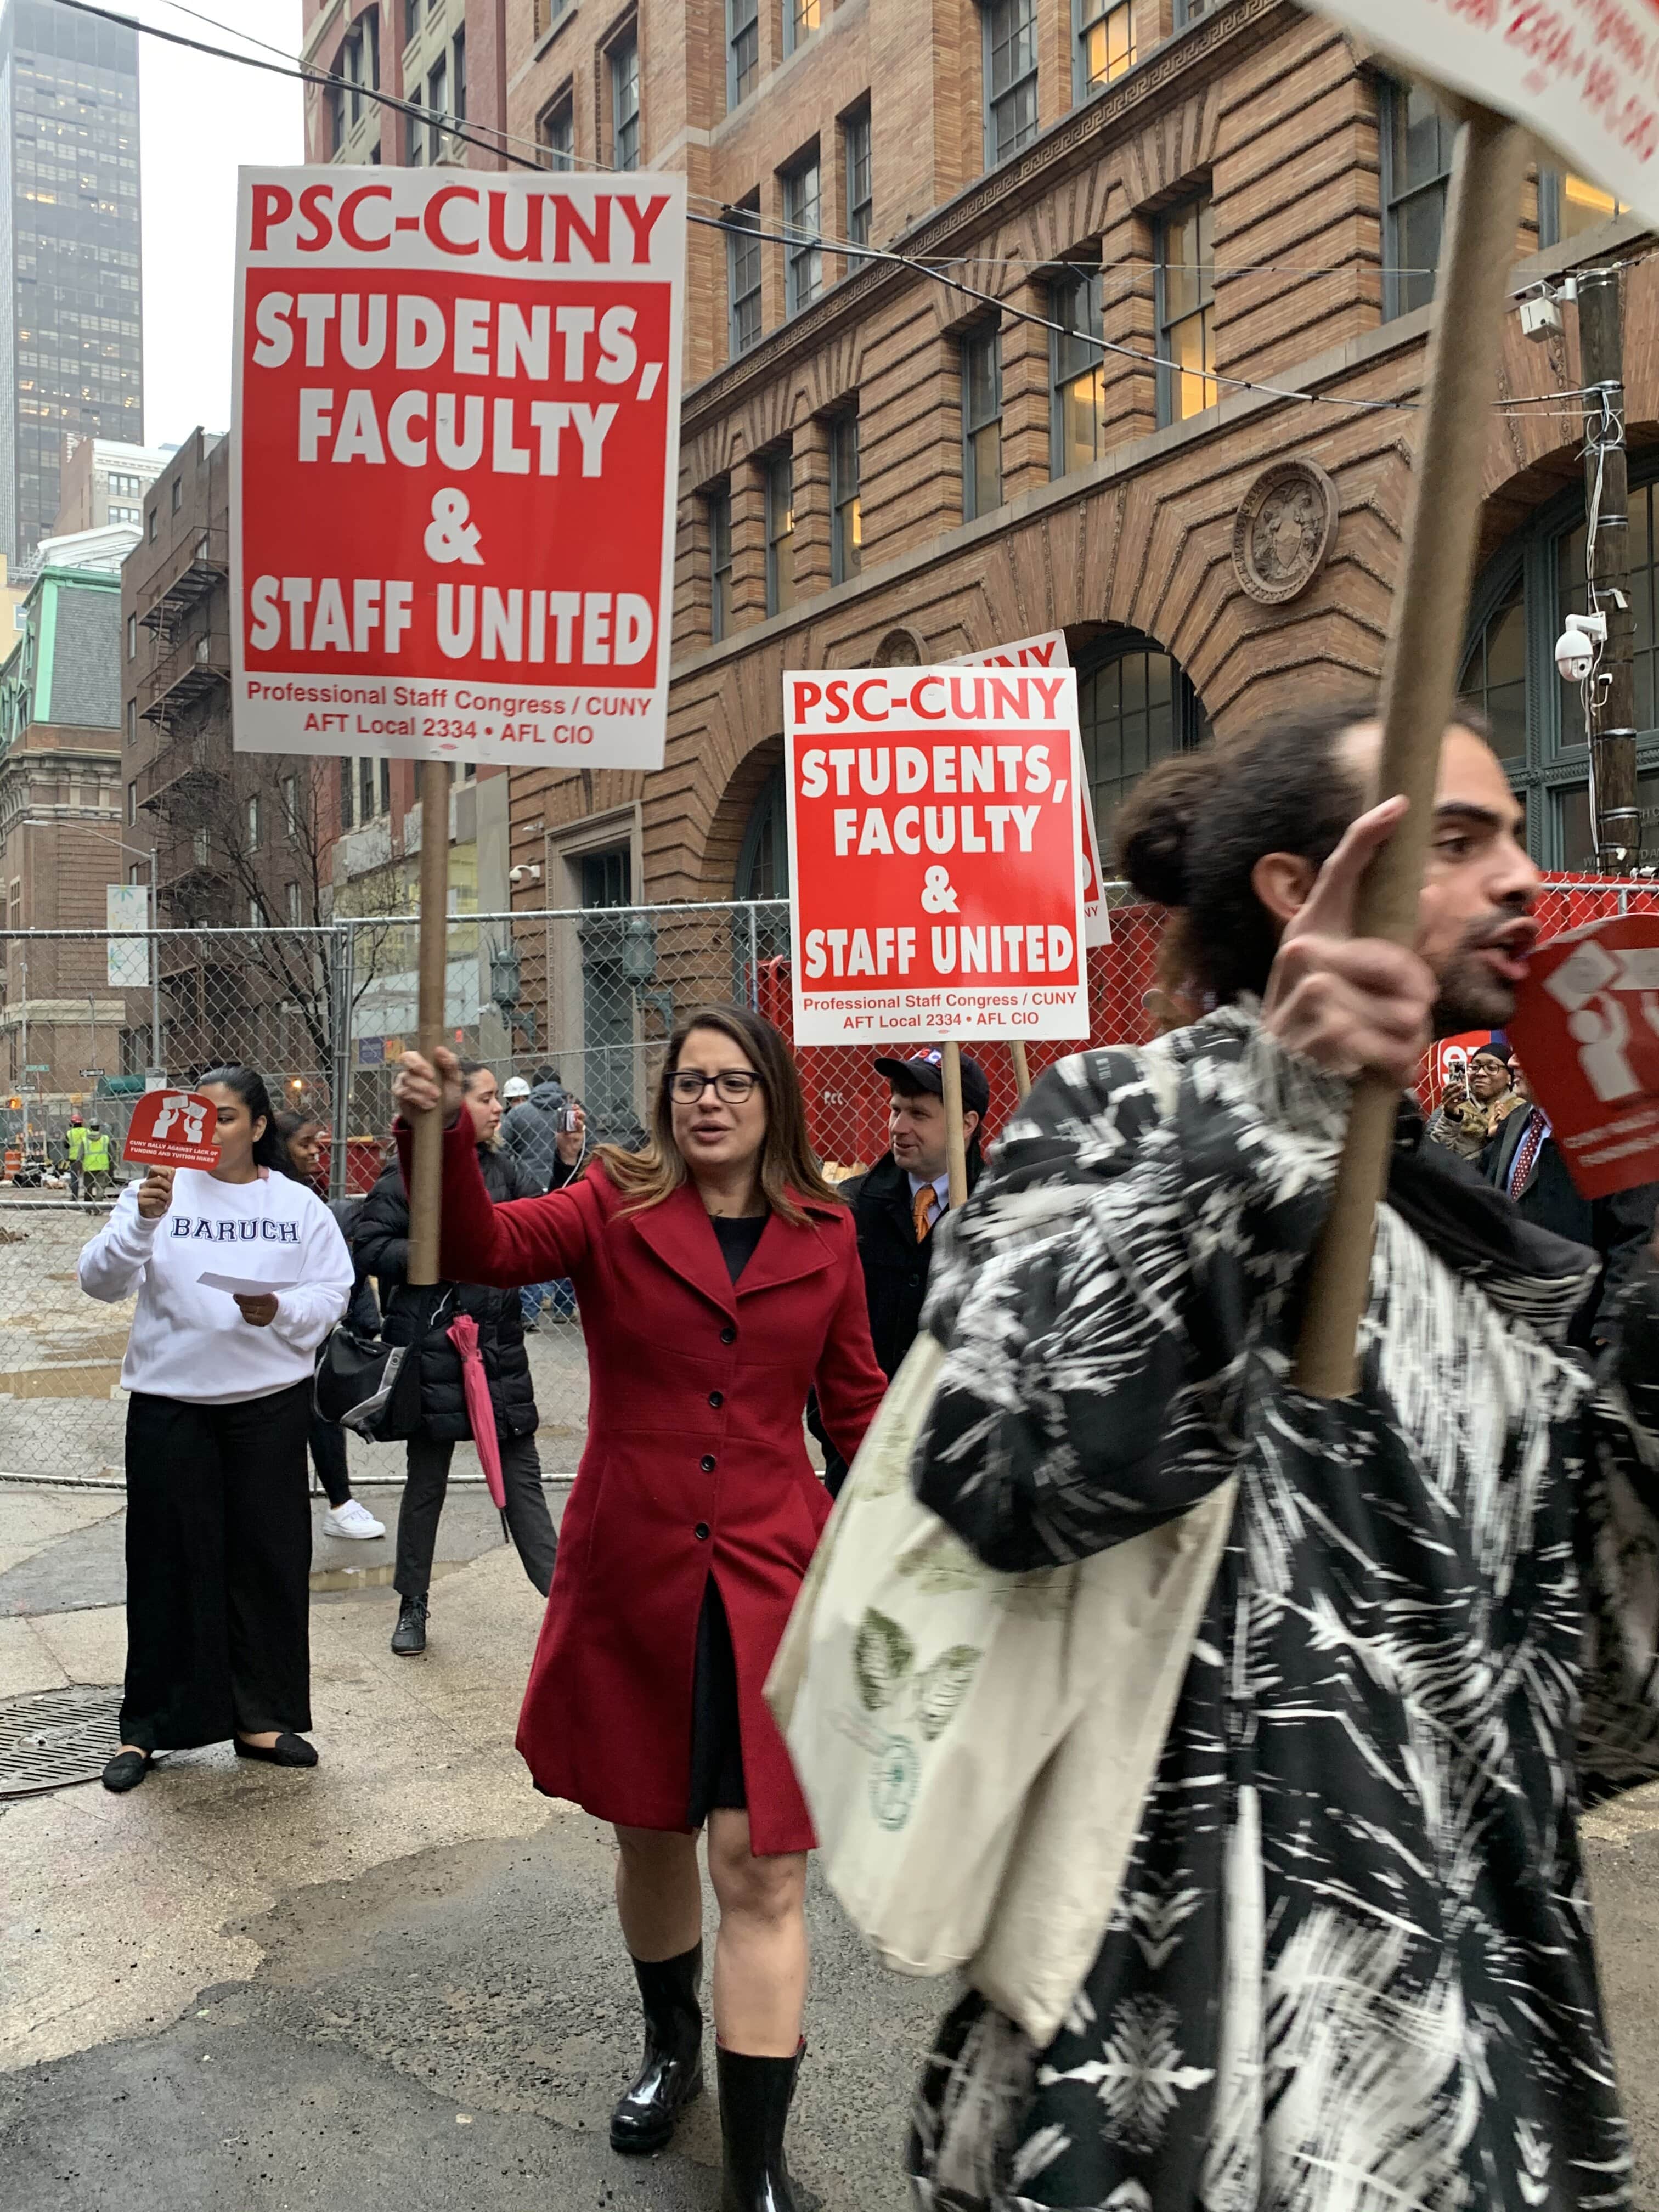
[1519,285,1564,342]
[1556,611,1607,684]
[509,862,543,885]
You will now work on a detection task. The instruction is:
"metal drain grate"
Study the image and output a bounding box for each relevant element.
[0,1683,123,1797]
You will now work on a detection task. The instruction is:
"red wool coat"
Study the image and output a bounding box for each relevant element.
[404,1118,887,1854]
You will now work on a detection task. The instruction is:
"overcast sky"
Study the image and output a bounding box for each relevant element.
[138,0,305,450]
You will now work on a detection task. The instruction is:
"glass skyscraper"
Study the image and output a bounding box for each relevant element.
[0,0,141,567]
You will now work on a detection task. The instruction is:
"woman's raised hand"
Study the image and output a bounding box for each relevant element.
[136,1166,174,1221]
[393,1046,465,1127]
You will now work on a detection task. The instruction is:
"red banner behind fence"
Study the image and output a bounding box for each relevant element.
[778,877,1659,1172]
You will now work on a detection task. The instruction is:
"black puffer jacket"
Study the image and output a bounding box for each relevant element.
[353,1145,540,1442]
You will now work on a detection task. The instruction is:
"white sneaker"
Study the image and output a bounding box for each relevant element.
[324,1499,385,1540]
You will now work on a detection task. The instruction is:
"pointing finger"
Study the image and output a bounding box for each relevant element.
[1289,796,1409,944]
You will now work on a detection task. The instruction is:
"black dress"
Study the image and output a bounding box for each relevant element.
[685,1212,768,1828]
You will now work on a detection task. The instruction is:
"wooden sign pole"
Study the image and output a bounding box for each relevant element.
[941,1040,970,1209]
[1293,106,1529,1396]
[407,757,452,1288]
[1009,1041,1032,1102]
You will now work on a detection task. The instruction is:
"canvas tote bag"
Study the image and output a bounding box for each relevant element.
[769,1331,1232,2043]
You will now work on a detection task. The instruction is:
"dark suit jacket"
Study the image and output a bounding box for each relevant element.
[1482,1108,1658,1345]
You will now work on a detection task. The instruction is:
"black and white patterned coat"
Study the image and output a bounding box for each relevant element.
[906,1005,1659,2212]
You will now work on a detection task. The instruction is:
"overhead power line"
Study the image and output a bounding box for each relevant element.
[53,0,1651,427]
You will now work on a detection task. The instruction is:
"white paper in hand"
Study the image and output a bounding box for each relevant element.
[197,1271,301,1297]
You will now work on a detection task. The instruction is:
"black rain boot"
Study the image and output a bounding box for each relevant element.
[717,2040,805,2212]
[610,1942,704,2154]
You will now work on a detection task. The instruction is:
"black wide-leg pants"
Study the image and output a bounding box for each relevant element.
[120,1379,314,1751]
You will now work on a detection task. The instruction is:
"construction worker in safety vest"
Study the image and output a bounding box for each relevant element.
[80,1120,112,1201]
[64,1112,86,1200]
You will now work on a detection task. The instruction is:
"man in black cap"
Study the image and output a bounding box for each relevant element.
[815,1048,989,1495]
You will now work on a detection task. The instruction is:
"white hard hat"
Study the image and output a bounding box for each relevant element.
[501,1076,531,1102]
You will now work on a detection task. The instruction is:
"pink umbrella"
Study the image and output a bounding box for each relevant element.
[447,1314,508,1537]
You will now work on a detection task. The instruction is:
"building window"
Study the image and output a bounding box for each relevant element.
[125,612,136,659]
[728,199,763,356]
[539,95,574,170]
[452,28,466,121]
[735,765,789,906]
[125,698,136,747]
[407,87,425,164]
[843,104,872,251]
[983,0,1039,165]
[783,154,822,314]
[171,477,182,513]
[709,483,733,641]
[359,757,376,825]
[380,758,392,815]
[147,507,156,541]
[282,773,299,837]
[246,793,261,849]
[831,415,861,584]
[1538,171,1626,246]
[1078,634,1212,845]
[580,847,632,908]
[250,896,266,932]
[1458,467,1659,865]
[1156,195,1217,425]
[340,757,355,832]
[765,452,795,617]
[1381,79,1453,319]
[962,321,1002,521]
[327,78,345,154]
[611,32,640,172]
[1173,0,1215,19]
[427,55,448,162]
[126,780,136,826]
[729,0,759,107]
[1079,0,1136,95]
[1051,267,1106,477]
[783,0,821,58]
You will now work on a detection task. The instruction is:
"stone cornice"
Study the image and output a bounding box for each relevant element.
[680,0,1288,433]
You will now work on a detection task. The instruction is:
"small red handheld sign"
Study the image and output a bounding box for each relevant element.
[122,1089,222,1171]
[1509,916,1659,1199]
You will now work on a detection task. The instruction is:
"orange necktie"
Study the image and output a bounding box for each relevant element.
[913,1186,937,1242]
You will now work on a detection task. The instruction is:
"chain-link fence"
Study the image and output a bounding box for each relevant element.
[1,874,1653,1482]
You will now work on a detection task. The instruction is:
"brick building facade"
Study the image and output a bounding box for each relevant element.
[493,0,1657,937]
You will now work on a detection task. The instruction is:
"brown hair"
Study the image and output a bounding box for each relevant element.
[597,1003,838,1226]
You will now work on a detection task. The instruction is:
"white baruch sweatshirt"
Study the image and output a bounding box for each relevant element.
[78,1168,354,1403]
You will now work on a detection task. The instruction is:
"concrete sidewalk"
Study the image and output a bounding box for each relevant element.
[5,1479,1659,2209]
[0,1485,940,2210]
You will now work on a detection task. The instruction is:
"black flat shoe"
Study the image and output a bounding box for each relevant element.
[101,1749,150,1793]
[234,1733,319,1768]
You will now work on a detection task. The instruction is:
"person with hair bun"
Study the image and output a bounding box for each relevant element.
[393,1005,885,2212]
[77,1064,354,1792]
[907,701,1659,2211]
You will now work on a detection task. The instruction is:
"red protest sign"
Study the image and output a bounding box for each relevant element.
[123,1090,222,1171]
[1509,915,1659,1197]
[232,170,685,772]
[949,631,1110,947]
[784,668,1089,1046]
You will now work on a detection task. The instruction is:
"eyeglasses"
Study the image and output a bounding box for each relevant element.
[668,1069,760,1104]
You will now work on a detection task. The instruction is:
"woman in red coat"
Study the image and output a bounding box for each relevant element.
[393,1005,884,2212]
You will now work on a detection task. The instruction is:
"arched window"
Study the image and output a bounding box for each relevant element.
[735,765,787,900]
[1076,631,1212,849]
[1459,460,1659,867]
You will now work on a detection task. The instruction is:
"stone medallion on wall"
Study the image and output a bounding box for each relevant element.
[1231,460,1339,607]
[873,624,928,666]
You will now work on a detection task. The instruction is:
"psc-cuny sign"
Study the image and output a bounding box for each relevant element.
[1510,914,1659,1194]
[232,167,686,771]
[785,667,1090,1046]
[948,630,1110,947]
[1308,1,1659,228]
